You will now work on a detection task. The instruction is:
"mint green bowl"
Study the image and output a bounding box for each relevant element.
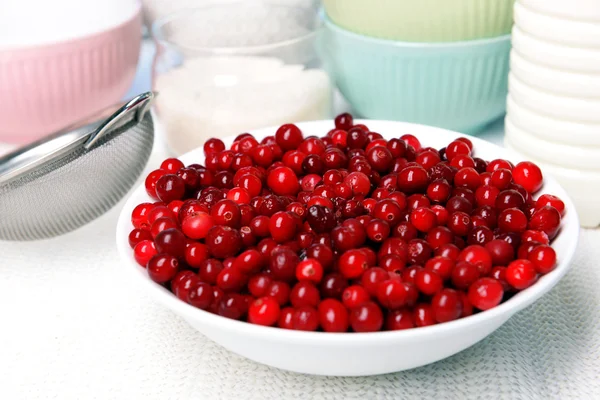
[321,18,511,134]
[323,0,515,42]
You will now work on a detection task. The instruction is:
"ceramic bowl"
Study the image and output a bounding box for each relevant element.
[506,95,600,146]
[510,50,600,98]
[514,2,600,47]
[320,18,511,134]
[519,0,600,22]
[509,73,600,122]
[116,119,579,376]
[0,3,141,143]
[323,0,515,42]
[511,26,600,73]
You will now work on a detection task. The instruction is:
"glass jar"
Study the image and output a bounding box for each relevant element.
[152,1,330,155]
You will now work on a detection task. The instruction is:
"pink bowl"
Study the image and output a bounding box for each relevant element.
[0,9,141,143]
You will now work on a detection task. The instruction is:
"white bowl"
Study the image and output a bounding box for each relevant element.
[518,0,600,22]
[505,138,600,228]
[509,73,600,122]
[514,2,600,47]
[511,26,600,73]
[116,120,579,376]
[506,95,600,146]
[510,50,600,98]
[505,117,600,170]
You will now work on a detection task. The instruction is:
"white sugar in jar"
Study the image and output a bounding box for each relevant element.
[155,57,331,155]
[152,2,330,155]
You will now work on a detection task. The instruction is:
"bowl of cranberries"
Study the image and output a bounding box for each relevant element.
[117,115,579,376]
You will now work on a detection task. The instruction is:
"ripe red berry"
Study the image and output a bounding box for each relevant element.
[506,259,538,289]
[512,161,543,193]
[248,297,281,326]
[339,249,370,279]
[350,301,384,332]
[468,278,504,310]
[296,259,324,283]
[318,298,350,332]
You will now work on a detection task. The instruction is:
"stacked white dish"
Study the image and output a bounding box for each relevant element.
[506,0,600,228]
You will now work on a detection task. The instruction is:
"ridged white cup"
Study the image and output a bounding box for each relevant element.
[505,117,600,170]
[510,50,600,98]
[514,2,600,47]
[506,95,600,146]
[509,73,600,122]
[519,0,600,22]
[511,26,600,73]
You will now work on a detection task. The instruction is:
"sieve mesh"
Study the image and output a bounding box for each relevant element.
[0,112,154,241]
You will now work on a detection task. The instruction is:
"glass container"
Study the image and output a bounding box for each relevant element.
[152,1,330,155]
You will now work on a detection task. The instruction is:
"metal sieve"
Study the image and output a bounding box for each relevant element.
[0,92,155,241]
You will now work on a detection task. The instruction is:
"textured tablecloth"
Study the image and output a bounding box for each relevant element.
[1,118,599,400]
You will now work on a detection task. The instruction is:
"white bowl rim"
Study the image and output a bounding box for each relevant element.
[116,119,579,345]
[323,15,512,48]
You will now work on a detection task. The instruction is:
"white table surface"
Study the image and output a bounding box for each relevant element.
[1,42,598,400]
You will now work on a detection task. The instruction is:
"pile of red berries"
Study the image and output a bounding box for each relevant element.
[128,113,565,332]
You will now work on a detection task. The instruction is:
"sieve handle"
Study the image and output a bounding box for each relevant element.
[83,92,156,150]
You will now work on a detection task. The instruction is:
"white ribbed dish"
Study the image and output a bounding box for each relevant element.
[510,50,600,98]
[514,2,600,47]
[511,26,600,72]
[506,95,600,146]
[509,73,600,122]
[505,117,600,170]
[519,0,600,22]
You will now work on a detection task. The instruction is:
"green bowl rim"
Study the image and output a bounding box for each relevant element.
[324,15,512,48]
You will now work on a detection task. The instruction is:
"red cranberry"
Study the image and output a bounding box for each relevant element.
[188,281,214,310]
[172,270,199,302]
[468,278,504,311]
[407,239,432,265]
[424,256,455,280]
[318,299,349,332]
[535,194,565,216]
[270,247,299,282]
[397,165,429,193]
[339,249,370,279]
[129,228,153,249]
[350,301,384,332]
[155,174,186,203]
[320,273,348,299]
[451,261,480,290]
[529,206,561,239]
[198,259,223,284]
[506,259,537,289]
[528,245,557,274]
[267,166,299,196]
[498,208,528,233]
[306,205,336,233]
[413,304,436,327]
[292,306,320,331]
[147,254,179,283]
[431,288,462,323]
[248,297,280,326]
[512,161,543,193]
[276,124,304,151]
[266,281,291,306]
[205,226,242,259]
[485,239,515,266]
[217,267,247,292]
[217,293,247,320]
[496,190,525,211]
